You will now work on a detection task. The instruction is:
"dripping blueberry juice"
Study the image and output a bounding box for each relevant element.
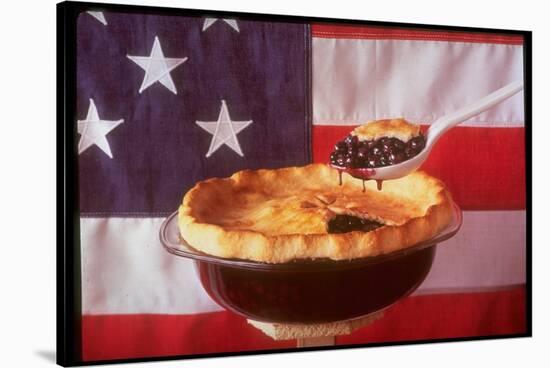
[329,133,426,191]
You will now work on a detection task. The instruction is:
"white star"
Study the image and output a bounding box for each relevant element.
[202,18,240,32]
[196,100,253,158]
[127,36,188,94]
[87,11,108,26]
[77,99,124,159]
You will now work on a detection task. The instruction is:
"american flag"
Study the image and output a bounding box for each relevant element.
[76,9,526,361]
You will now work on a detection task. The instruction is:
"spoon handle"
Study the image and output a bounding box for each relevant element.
[427,80,524,146]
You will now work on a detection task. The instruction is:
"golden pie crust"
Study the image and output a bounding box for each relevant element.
[178,164,454,263]
[351,118,421,142]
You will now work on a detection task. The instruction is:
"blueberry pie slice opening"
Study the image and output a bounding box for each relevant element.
[326,215,384,234]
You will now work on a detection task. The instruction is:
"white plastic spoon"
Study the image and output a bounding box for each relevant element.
[331,80,524,183]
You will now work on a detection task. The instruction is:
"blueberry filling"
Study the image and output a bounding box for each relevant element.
[327,214,383,234]
[330,134,426,169]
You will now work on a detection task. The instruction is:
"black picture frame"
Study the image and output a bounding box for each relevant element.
[57,1,532,366]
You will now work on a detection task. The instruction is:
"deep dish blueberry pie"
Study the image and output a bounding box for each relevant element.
[178,164,454,263]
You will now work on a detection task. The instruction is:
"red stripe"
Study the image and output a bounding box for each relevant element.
[82,312,295,361]
[312,24,524,45]
[338,287,526,344]
[312,125,526,210]
[82,287,526,362]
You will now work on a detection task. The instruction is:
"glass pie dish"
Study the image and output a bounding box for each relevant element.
[159,204,462,324]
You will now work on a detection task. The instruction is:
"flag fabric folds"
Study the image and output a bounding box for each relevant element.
[75,11,526,361]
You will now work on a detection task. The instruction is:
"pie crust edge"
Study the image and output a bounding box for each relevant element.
[351,118,421,142]
[178,164,455,264]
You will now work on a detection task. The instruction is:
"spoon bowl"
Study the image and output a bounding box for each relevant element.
[330,147,430,181]
[332,80,524,182]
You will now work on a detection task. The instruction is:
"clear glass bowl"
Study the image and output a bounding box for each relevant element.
[160,204,462,324]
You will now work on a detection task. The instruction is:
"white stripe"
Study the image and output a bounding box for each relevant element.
[81,211,525,314]
[417,210,526,293]
[313,38,524,127]
[80,217,223,315]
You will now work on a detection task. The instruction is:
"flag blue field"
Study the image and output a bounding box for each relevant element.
[76,12,310,214]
